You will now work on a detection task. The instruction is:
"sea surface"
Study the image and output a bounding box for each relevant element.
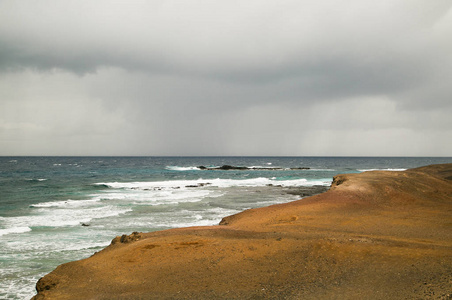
[1,156,451,299]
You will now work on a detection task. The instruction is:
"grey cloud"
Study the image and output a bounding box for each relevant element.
[1,0,451,155]
[1,1,449,72]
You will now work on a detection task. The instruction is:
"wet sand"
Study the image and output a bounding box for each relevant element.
[32,164,452,299]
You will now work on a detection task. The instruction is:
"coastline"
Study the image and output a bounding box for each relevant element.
[32,164,452,299]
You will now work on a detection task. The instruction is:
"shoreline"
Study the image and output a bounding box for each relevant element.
[33,164,452,299]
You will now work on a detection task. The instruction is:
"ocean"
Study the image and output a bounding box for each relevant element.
[1,156,451,299]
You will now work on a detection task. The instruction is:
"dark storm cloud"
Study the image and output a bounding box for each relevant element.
[0,0,451,155]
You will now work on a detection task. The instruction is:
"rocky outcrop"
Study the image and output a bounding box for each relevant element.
[111,231,142,245]
[32,164,452,300]
[198,165,310,170]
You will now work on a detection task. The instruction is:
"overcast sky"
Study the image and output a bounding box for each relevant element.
[1,0,451,156]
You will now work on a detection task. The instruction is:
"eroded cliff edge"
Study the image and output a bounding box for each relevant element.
[33,164,452,299]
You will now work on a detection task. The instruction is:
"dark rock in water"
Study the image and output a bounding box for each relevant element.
[218,165,248,170]
[198,165,248,170]
[197,165,310,171]
[185,183,212,188]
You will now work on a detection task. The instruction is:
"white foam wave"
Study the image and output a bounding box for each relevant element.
[358,168,407,172]
[59,241,110,252]
[4,206,132,228]
[147,208,239,228]
[30,199,101,208]
[0,226,32,236]
[166,165,318,171]
[166,166,201,171]
[92,189,212,205]
[90,177,330,213]
[249,166,281,169]
[2,232,111,254]
[96,177,330,191]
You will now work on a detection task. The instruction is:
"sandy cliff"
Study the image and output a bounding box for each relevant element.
[33,164,452,299]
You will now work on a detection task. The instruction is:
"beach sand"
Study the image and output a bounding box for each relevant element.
[32,164,452,299]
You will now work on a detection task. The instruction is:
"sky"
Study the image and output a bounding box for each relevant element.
[1,0,451,156]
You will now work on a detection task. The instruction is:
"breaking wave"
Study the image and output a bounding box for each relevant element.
[96,177,331,190]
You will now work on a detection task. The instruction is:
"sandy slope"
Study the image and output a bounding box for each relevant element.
[32,164,452,299]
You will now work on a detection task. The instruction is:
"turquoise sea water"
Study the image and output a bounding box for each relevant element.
[1,156,451,299]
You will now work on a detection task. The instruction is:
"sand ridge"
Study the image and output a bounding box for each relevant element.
[32,164,452,299]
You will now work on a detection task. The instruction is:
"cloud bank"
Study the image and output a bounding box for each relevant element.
[1,0,451,156]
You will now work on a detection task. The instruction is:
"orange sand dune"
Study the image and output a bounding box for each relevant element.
[33,164,452,299]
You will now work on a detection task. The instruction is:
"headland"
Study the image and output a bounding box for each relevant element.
[33,164,452,299]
